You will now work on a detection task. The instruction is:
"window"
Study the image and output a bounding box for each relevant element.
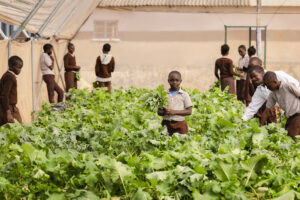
[0,21,14,38]
[93,20,120,42]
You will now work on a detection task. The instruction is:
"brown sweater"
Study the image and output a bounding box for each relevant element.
[0,71,17,111]
[215,57,240,80]
[95,56,115,78]
[64,53,79,72]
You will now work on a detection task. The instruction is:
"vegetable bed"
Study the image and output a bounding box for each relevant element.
[0,85,299,200]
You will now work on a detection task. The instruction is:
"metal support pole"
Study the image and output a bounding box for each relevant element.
[56,43,68,91]
[31,39,35,119]
[264,26,267,69]
[11,0,46,40]
[256,0,262,58]
[8,40,11,58]
[38,0,64,35]
[224,25,227,44]
[22,30,30,38]
[249,27,252,47]
[53,47,66,90]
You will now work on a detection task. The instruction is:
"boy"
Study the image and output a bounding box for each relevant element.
[40,43,64,103]
[64,42,80,92]
[95,43,115,93]
[157,71,193,136]
[236,45,249,102]
[215,44,244,94]
[242,66,299,123]
[0,56,23,126]
[261,71,300,140]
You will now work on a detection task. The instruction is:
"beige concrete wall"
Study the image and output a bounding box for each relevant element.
[73,8,300,91]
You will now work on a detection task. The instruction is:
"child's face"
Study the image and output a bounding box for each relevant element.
[46,47,53,55]
[168,74,182,90]
[250,71,264,86]
[68,45,75,54]
[238,48,246,57]
[264,80,278,91]
[10,63,23,75]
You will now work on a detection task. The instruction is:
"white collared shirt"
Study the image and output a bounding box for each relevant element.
[40,52,54,75]
[238,54,249,80]
[8,70,17,76]
[242,70,299,121]
[163,88,193,121]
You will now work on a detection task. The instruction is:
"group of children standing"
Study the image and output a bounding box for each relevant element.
[0,43,115,125]
[0,42,299,140]
[215,44,300,140]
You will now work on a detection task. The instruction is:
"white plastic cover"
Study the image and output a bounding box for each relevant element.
[0,0,101,39]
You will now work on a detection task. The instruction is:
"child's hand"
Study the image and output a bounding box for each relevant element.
[165,109,176,115]
[157,107,165,116]
[239,73,245,78]
[6,110,14,123]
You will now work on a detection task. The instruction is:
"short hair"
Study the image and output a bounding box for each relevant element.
[8,56,23,67]
[103,43,111,52]
[248,46,256,57]
[43,43,53,52]
[248,65,264,75]
[168,71,181,78]
[68,42,74,49]
[221,44,230,55]
[238,45,246,51]
[249,57,262,67]
[263,71,277,82]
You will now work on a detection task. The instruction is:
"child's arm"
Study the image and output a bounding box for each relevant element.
[229,60,244,78]
[260,93,276,126]
[109,57,115,73]
[214,62,220,80]
[260,108,270,126]
[165,106,192,116]
[1,77,14,122]
[95,57,100,76]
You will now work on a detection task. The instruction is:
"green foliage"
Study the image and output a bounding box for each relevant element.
[0,84,299,199]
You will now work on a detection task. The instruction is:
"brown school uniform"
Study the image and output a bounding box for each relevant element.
[0,71,22,125]
[236,55,249,102]
[266,82,300,139]
[95,55,115,88]
[244,71,256,105]
[162,89,193,136]
[64,53,79,92]
[215,57,240,94]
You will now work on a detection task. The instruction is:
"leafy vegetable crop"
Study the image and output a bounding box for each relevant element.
[0,85,299,200]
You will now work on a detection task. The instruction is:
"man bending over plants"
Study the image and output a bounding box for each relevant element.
[261,71,300,140]
[157,71,193,136]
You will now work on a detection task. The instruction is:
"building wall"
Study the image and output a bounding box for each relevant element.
[73,8,300,91]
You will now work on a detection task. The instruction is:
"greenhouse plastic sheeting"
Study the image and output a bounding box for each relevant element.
[0,0,101,39]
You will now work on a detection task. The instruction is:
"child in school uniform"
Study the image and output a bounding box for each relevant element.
[40,43,64,103]
[215,44,244,94]
[64,42,80,92]
[157,71,193,136]
[236,45,249,103]
[95,43,115,93]
[0,56,23,126]
[261,71,300,140]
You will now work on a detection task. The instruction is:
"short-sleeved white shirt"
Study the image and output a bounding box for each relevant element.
[163,89,193,121]
[40,53,54,75]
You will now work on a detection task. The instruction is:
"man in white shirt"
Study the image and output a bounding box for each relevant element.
[236,45,249,102]
[242,65,299,121]
[40,44,64,103]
